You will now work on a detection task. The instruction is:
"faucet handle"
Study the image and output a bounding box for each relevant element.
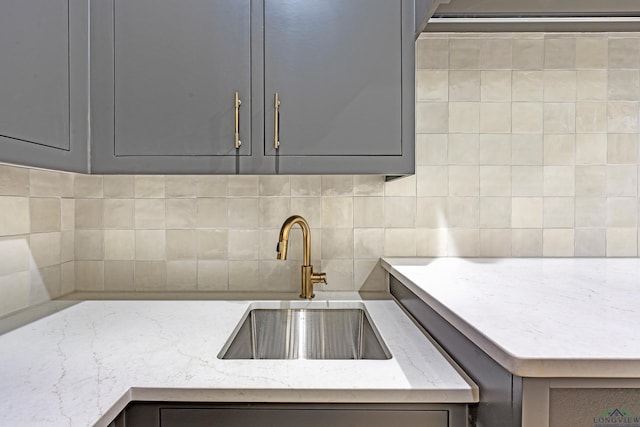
[311,271,327,285]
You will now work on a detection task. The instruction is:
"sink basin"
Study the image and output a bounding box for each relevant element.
[219,307,391,360]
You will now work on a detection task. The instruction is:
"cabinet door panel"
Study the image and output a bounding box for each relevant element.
[0,0,88,172]
[264,0,402,157]
[113,0,251,157]
[160,408,448,427]
[0,0,69,150]
[92,0,252,173]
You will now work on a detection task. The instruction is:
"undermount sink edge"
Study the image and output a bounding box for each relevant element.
[218,301,392,360]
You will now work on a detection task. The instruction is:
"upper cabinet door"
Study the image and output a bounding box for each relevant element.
[91,0,253,173]
[0,0,88,172]
[262,0,414,174]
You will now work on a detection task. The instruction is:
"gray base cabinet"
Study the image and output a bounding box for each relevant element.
[91,0,414,174]
[0,0,88,172]
[110,402,466,427]
[390,276,519,427]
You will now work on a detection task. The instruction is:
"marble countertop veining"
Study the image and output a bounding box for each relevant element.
[382,257,640,378]
[0,294,477,427]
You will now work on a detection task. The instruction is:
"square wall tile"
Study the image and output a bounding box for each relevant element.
[75,261,104,291]
[447,229,479,256]
[134,199,165,229]
[576,37,607,69]
[354,228,384,259]
[321,259,354,291]
[512,71,543,101]
[576,70,607,101]
[134,176,165,198]
[606,228,638,257]
[384,197,416,228]
[416,37,449,70]
[0,165,29,196]
[135,230,166,260]
[166,230,197,260]
[103,176,135,198]
[103,199,134,229]
[416,228,448,256]
[416,197,449,228]
[228,260,260,291]
[542,229,575,256]
[449,70,480,102]
[30,198,61,233]
[0,236,30,276]
[480,229,511,257]
[104,261,135,291]
[322,197,353,228]
[449,38,480,70]
[0,272,29,316]
[30,232,61,268]
[512,229,542,256]
[165,176,197,198]
[0,197,29,236]
[198,176,228,197]
[104,230,135,260]
[75,199,103,229]
[575,229,606,257]
[416,134,448,165]
[417,70,448,101]
[416,102,449,134]
[481,38,512,69]
[479,134,511,165]
[197,260,228,290]
[259,176,291,197]
[481,71,511,102]
[135,261,167,291]
[321,229,353,259]
[166,199,197,228]
[74,175,103,198]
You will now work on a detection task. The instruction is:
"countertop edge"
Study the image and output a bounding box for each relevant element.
[382,257,640,379]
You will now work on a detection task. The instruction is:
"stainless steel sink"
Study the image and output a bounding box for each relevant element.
[219,308,391,360]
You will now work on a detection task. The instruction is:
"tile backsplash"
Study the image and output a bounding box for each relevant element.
[0,166,74,316]
[1,32,639,316]
[415,32,640,257]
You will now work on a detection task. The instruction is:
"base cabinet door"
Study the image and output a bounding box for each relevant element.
[112,403,465,427]
[162,408,447,427]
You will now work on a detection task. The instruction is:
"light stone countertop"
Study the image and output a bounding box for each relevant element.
[382,257,640,378]
[0,293,478,427]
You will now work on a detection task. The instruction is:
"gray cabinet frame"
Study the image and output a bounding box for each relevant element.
[91,0,414,175]
[0,0,89,173]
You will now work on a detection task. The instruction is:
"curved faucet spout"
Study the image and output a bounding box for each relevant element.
[277,215,311,265]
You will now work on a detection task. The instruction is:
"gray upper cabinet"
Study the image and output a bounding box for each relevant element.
[91,0,254,173]
[260,0,414,174]
[91,0,414,174]
[0,0,88,172]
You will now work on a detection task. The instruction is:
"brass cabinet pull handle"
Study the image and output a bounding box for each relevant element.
[274,92,281,149]
[234,91,242,149]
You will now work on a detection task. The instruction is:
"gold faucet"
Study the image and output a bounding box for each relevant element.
[277,215,327,299]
